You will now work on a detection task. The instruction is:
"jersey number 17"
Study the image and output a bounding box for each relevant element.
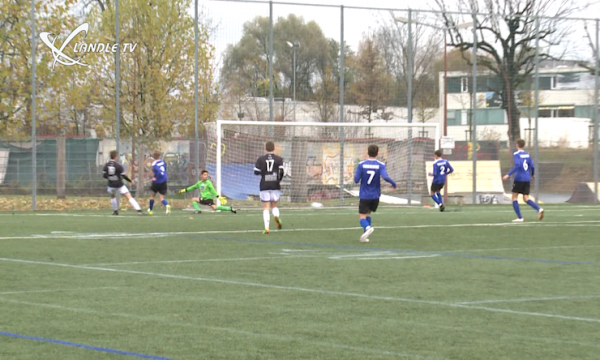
[266,159,274,172]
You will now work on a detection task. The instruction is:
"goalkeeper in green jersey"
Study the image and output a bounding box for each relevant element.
[178,170,237,214]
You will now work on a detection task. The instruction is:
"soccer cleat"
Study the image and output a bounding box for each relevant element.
[195,210,202,214]
[360,226,374,243]
[137,210,144,215]
[165,205,171,215]
[360,238,370,243]
[263,228,270,235]
[538,208,544,221]
[230,204,237,214]
[512,218,524,223]
[274,216,282,230]
[147,209,153,215]
[112,210,119,216]
[440,204,445,212]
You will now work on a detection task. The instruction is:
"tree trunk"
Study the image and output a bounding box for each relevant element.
[501,73,521,151]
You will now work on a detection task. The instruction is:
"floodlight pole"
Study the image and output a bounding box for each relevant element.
[471,12,478,206]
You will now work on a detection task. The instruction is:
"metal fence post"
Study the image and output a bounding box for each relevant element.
[269,1,274,128]
[339,5,345,205]
[472,12,478,205]
[594,19,599,203]
[116,0,121,156]
[534,17,541,202]
[407,9,413,205]
[31,0,37,210]
[194,0,200,188]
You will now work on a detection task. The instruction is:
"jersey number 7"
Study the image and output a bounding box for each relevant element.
[366,170,376,184]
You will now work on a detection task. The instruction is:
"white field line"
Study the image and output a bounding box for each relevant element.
[455,295,600,305]
[84,255,320,267]
[1,257,599,324]
[1,206,599,218]
[354,255,441,260]
[0,297,451,360]
[2,219,600,241]
[448,245,600,253]
[0,286,122,295]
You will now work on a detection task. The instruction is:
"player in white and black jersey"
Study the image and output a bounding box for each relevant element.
[254,141,284,234]
[103,150,143,215]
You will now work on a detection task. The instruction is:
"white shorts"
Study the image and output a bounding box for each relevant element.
[260,190,281,203]
[107,186,130,195]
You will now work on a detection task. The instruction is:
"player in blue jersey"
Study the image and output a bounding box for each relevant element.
[502,139,544,222]
[428,149,454,212]
[353,145,397,243]
[148,150,171,215]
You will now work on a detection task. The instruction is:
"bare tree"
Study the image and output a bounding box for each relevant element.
[436,0,589,145]
[375,12,443,111]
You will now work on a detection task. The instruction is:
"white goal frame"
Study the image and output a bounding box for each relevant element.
[214,120,440,200]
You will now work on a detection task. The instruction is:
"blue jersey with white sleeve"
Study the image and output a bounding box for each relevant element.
[353,159,397,200]
[508,150,534,182]
[432,159,454,184]
[151,159,168,184]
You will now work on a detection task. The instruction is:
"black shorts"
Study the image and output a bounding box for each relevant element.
[199,198,215,206]
[150,182,168,195]
[512,181,530,195]
[431,183,444,193]
[359,199,379,214]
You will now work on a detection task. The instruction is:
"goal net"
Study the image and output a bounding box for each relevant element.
[205,121,439,207]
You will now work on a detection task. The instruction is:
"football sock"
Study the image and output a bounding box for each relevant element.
[162,199,168,207]
[512,200,522,219]
[360,218,369,231]
[431,195,441,205]
[366,216,372,226]
[110,198,118,211]
[149,199,154,210]
[129,197,141,211]
[263,210,270,229]
[216,205,231,211]
[436,193,444,205]
[192,201,201,212]
[272,207,280,218]
[526,199,540,211]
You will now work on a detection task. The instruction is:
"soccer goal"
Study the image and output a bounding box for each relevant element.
[205,120,440,207]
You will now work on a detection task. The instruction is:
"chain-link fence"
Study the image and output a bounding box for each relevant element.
[1,0,598,210]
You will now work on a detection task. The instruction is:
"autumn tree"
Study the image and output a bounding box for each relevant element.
[86,0,217,139]
[0,0,78,139]
[350,35,393,122]
[220,14,337,121]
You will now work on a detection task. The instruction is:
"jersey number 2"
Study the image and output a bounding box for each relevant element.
[366,170,376,184]
[266,159,274,172]
[439,165,446,175]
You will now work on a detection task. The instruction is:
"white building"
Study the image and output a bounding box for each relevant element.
[439,63,597,148]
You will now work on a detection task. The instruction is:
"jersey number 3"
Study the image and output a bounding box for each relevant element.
[266,159,274,172]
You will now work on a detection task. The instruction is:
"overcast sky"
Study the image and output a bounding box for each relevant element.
[200,0,600,67]
[202,0,600,67]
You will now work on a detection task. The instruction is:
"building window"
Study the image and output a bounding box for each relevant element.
[538,107,575,118]
[461,77,469,93]
[558,108,574,117]
[550,76,558,89]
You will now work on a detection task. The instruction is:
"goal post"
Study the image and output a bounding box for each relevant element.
[208,120,440,207]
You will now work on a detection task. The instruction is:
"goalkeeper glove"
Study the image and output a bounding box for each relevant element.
[218,196,227,205]
[178,189,186,195]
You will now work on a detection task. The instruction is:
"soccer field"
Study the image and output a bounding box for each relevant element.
[1,205,599,360]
